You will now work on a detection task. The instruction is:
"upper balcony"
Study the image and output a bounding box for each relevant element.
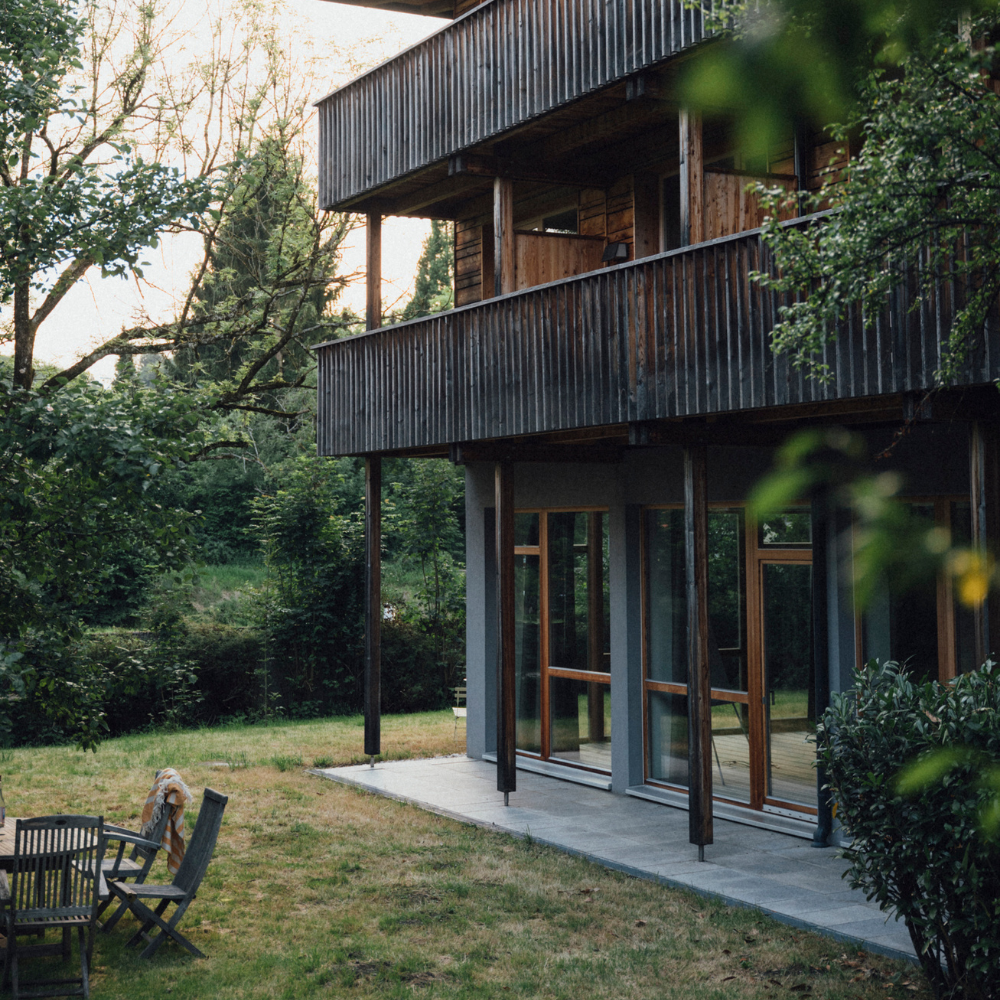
[316,0,711,212]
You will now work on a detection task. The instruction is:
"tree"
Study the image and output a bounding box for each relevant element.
[398,220,454,322]
[0,364,207,747]
[0,0,213,389]
[682,0,1000,155]
[755,19,1000,385]
[1,0,356,412]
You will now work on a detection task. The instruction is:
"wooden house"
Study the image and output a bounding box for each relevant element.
[313,0,1000,849]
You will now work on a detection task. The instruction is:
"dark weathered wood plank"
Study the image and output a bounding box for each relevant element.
[684,445,713,855]
[364,456,382,759]
[366,214,382,332]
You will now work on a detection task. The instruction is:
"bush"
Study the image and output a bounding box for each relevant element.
[819,660,1000,1000]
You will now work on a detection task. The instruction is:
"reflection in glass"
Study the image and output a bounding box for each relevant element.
[646,691,688,786]
[645,509,687,684]
[708,509,747,693]
[951,501,977,674]
[515,512,539,547]
[549,677,611,771]
[862,503,938,683]
[514,553,541,753]
[760,508,812,547]
[763,562,816,807]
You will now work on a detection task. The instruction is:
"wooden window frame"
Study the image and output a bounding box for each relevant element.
[514,507,610,773]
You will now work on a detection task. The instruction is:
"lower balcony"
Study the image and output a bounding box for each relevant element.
[315,219,1000,457]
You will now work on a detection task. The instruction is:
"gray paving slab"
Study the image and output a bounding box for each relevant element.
[314,756,916,964]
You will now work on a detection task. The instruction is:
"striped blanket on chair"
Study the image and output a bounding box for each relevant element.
[139,768,193,875]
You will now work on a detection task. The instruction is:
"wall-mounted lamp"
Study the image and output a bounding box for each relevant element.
[601,242,629,263]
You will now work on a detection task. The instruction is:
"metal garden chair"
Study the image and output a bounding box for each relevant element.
[0,815,107,1000]
[106,788,228,959]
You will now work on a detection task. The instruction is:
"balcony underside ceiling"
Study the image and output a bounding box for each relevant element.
[340,69,707,219]
[317,0,455,18]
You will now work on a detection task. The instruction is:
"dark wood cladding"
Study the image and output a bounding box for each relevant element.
[317,0,709,209]
[316,224,1000,456]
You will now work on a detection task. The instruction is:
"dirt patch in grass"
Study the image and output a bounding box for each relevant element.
[1,716,931,1000]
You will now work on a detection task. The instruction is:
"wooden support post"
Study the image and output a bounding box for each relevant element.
[684,446,713,857]
[587,512,605,741]
[366,213,382,331]
[970,421,1000,666]
[810,487,832,847]
[364,456,382,762]
[793,120,810,217]
[493,177,515,296]
[679,110,704,247]
[495,460,516,802]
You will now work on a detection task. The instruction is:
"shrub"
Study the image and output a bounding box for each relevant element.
[819,660,1000,1000]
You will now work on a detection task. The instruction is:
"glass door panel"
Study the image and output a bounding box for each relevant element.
[549,676,611,769]
[708,509,750,802]
[861,503,938,683]
[514,552,541,754]
[762,561,816,807]
[645,509,687,684]
[514,510,610,771]
[647,690,688,785]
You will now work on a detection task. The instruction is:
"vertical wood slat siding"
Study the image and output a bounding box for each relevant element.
[317,0,711,209]
[316,226,1000,456]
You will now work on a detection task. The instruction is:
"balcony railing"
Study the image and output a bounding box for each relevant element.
[317,0,710,209]
[316,221,999,456]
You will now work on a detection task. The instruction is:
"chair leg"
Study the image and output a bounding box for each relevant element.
[78,925,90,1000]
[99,894,132,934]
[140,902,205,961]
[126,899,170,950]
[10,937,19,1000]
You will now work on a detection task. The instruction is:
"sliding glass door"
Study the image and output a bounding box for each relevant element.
[514,510,611,772]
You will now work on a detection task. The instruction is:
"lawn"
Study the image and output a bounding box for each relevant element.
[3,712,929,1000]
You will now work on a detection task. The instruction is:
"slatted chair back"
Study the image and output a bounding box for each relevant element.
[171,788,227,896]
[11,815,105,928]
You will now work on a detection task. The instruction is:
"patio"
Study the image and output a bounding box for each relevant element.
[316,755,916,963]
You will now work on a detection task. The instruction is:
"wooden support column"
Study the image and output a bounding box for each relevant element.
[679,110,704,247]
[495,459,516,802]
[493,177,515,296]
[364,456,382,762]
[970,421,1000,666]
[366,212,382,331]
[587,511,606,740]
[684,446,713,857]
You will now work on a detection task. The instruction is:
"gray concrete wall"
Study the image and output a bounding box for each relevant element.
[465,464,496,758]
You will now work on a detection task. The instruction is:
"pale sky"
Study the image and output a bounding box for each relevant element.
[11,0,442,384]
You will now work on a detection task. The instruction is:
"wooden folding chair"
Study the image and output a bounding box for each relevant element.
[107,788,228,959]
[1,815,106,1000]
[92,810,169,933]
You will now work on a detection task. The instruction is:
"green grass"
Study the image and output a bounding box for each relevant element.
[187,561,267,617]
[2,713,929,1000]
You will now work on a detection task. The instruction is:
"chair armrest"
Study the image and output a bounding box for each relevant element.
[102,823,135,836]
[104,830,161,852]
[98,870,110,901]
[107,881,137,902]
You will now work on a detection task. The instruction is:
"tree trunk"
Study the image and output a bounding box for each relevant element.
[12,279,34,389]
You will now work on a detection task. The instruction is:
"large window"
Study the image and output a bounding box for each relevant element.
[859,498,976,680]
[643,505,815,812]
[514,510,611,772]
